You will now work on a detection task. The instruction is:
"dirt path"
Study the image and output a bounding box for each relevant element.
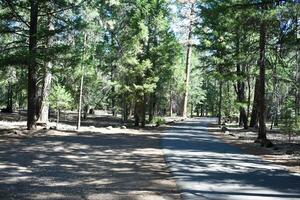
[0,128,180,200]
[208,121,300,174]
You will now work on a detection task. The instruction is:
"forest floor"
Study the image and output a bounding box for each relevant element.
[0,111,181,200]
[208,123,300,174]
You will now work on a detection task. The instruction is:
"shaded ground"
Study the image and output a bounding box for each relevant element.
[0,122,180,200]
[162,118,300,200]
[208,123,300,173]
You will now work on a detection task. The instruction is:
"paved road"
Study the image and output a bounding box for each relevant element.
[162,118,300,200]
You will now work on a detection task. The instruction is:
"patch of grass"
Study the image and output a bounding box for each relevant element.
[152,117,166,127]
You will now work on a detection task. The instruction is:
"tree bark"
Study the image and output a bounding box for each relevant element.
[77,34,87,130]
[77,70,84,130]
[111,65,116,117]
[169,90,173,117]
[235,32,248,129]
[134,102,140,127]
[182,3,194,118]
[56,109,60,128]
[250,78,259,128]
[37,17,53,124]
[141,94,146,127]
[27,0,38,130]
[122,94,127,123]
[6,70,13,113]
[296,42,300,117]
[83,105,89,119]
[246,65,251,123]
[256,19,270,145]
[218,80,222,125]
[149,93,156,122]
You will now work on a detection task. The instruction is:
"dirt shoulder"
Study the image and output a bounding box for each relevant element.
[0,119,180,200]
[208,123,300,174]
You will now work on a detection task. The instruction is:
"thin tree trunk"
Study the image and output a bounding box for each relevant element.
[141,94,146,127]
[149,93,157,122]
[27,0,38,130]
[218,80,222,125]
[6,73,13,113]
[56,109,60,128]
[111,65,116,117]
[169,91,173,117]
[296,43,300,117]
[201,104,204,116]
[77,34,87,130]
[134,102,140,127]
[122,94,127,123]
[77,71,84,130]
[83,105,89,119]
[246,65,251,122]
[250,78,259,128]
[182,3,194,118]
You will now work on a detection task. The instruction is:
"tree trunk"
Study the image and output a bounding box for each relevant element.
[182,3,194,118]
[235,31,248,129]
[37,65,52,124]
[201,104,204,116]
[111,66,116,117]
[149,93,156,122]
[122,94,127,123]
[256,19,271,146]
[111,88,116,117]
[77,34,87,130]
[218,80,222,125]
[169,91,173,117]
[134,102,140,127]
[6,77,13,113]
[250,78,259,128]
[141,94,146,127]
[37,17,53,124]
[77,72,84,130]
[296,43,300,117]
[56,109,60,128]
[27,0,39,130]
[83,105,89,119]
[246,65,251,123]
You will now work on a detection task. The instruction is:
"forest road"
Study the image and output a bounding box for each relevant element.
[162,117,300,200]
[0,128,180,200]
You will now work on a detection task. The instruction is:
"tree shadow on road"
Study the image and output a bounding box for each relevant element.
[162,119,300,200]
[0,131,180,200]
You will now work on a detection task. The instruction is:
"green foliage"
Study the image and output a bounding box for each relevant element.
[0,0,298,131]
[49,84,73,111]
[152,117,166,127]
[280,96,300,134]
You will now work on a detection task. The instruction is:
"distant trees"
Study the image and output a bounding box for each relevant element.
[196,0,299,144]
[0,0,181,129]
[0,0,83,129]
[0,0,298,138]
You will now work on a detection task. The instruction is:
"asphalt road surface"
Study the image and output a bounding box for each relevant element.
[162,118,300,200]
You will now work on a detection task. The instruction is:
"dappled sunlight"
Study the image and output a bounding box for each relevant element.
[163,119,300,200]
[0,131,179,200]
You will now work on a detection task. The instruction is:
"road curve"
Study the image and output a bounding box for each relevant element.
[162,118,300,200]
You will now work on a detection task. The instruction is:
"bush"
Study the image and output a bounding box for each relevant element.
[152,117,166,127]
